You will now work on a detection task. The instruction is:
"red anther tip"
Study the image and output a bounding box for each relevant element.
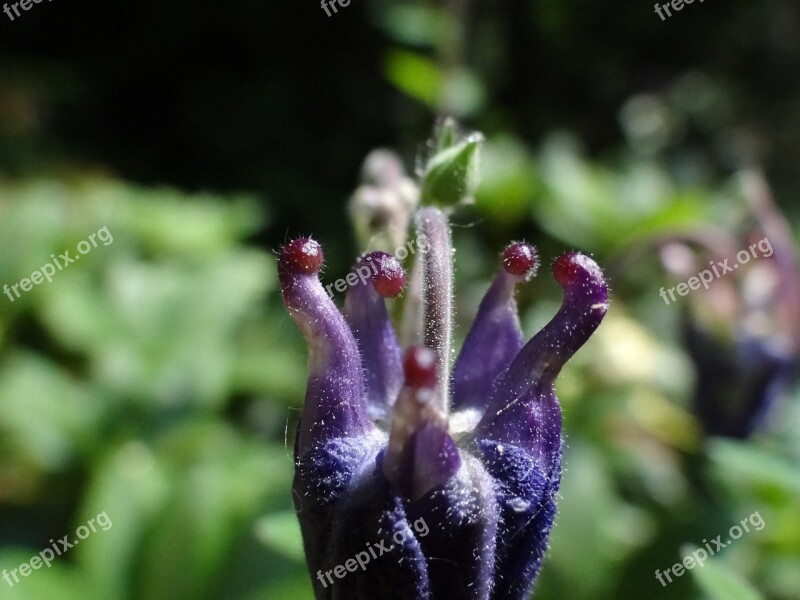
[553,252,581,285]
[502,242,538,277]
[365,252,406,298]
[403,346,437,389]
[281,238,324,274]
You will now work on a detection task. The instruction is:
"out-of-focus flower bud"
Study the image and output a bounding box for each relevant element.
[349,149,419,253]
[420,119,483,208]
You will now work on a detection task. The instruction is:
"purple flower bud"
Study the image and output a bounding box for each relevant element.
[280,211,608,599]
[668,171,800,438]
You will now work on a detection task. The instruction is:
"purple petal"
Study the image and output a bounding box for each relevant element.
[344,252,405,421]
[407,462,499,600]
[319,468,432,599]
[294,436,382,596]
[453,242,538,411]
[279,238,373,455]
[474,252,608,458]
[478,439,560,600]
[742,170,800,351]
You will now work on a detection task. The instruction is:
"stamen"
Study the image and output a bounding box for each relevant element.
[416,207,454,413]
[383,347,458,500]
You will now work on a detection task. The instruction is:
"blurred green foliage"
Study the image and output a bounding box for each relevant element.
[0,178,312,599]
[1,0,799,599]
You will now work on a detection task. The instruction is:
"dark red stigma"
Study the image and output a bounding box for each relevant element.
[403,346,437,389]
[364,252,406,298]
[281,238,324,274]
[502,242,538,277]
[553,252,580,285]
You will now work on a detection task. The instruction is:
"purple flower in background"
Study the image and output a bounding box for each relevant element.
[279,203,609,599]
[658,171,800,438]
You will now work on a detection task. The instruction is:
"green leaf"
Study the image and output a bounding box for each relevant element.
[0,352,103,470]
[683,544,764,600]
[474,136,539,222]
[379,5,443,47]
[434,117,458,153]
[384,50,441,108]
[133,423,293,600]
[0,550,94,600]
[254,511,306,562]
[707,439,800,495]
[421,132,483,207]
